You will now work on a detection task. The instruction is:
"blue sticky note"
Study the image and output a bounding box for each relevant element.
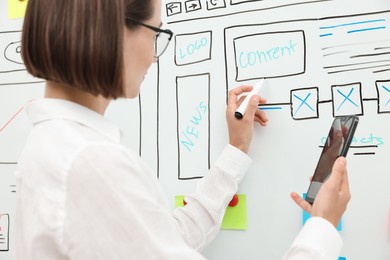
[302,193,342,231]
[338,257,346,260]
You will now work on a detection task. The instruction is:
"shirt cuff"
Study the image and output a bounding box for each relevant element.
[213,144,252,184]
[288,217,343,259]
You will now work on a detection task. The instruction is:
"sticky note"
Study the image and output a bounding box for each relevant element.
[175,195,186,207]
[175,194,248,230]
[302,193,342,231]
[8,0,28,19]
[221,194,247,230]
[338,257,346,260]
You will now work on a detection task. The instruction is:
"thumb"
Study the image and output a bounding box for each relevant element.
[327,157,347,186]
[244,95,260,119]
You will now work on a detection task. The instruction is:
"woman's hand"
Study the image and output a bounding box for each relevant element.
[290,157,351,228]
[226,85,268,153]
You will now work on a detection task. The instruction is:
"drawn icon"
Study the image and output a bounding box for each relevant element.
[0,31,25,73]
[291,87,319,120]
[332,83,363,117]
[166,2,182,17]
[5,41,23,65]
[185,0,202,13]
[206,0,226,10]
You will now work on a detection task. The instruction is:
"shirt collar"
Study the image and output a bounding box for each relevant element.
[25,98,123,143]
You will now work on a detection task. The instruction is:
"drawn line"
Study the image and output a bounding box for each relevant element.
[0,162,17,165]
[319,19,386,29]
[323,51,350,57]
[323,59,390,69]
[0,69,26,74]
[375,47,390,50]
[382,85,390,92]
[320,33,333,37]
[322,39,390,51]
[348,26,386,34]
[354,152,376,155]
[351,51,390,58]
[350,145,378,148]
[0,81,44,86]
[328,63,390,74]
[258,102,291,106]
[259,107,282,110]
[318,100,332,104]
[0,100,35,134]
[179,176,203,180]
[319,145,378,148]
[373,68,390,73]
[362,98,379,101]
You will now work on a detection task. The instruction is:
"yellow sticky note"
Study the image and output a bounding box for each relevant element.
[8,0,28,19]
[175,195,186,208]
[175,194,248,230]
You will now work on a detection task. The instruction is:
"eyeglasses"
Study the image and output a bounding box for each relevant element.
[126,18,173,58]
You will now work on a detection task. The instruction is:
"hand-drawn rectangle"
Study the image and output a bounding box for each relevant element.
[290,87,319,120]
[233,30,306,81]
[331,82,363,117]
[185,0,202,13]
[376,80,390,113]
[176,73,210,180]
[206,0,226,10]
[166,2,182,17]
[175,31,212,66]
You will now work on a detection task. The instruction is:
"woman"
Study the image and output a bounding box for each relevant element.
[15,0,268,259]
[16,0,352,258]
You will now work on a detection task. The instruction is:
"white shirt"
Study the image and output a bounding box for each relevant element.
[15,98,342,259]
[283,217,342,260]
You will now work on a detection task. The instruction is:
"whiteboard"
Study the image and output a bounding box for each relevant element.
[1,0,390,259]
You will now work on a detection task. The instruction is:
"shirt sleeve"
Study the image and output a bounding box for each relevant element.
[283,217,343,260]
[172,144,252,251]
[62,143,206,260]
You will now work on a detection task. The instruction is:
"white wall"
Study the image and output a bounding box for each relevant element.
[0,0,390,259]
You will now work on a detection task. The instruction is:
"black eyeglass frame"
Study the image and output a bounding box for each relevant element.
[126,18,173,58]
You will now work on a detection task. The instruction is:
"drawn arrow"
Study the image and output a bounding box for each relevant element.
[167,4,178,14]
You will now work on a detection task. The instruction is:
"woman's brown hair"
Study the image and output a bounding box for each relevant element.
[22,0,153,99]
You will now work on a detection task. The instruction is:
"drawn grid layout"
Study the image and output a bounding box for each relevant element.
[1,0,390,259]
[158,1,390,259]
